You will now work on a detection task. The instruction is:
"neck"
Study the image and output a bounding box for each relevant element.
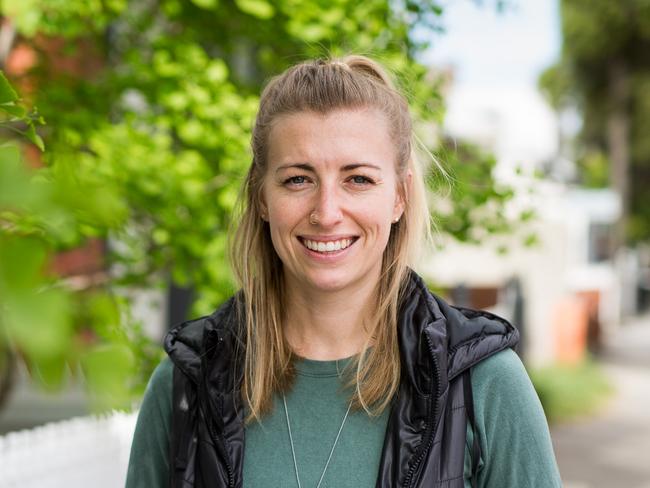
[283,278,379,361]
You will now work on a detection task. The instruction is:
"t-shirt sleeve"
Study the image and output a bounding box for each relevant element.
[466,348,562,488]
[125,357,174,488]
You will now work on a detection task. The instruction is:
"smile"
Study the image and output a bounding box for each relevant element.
[300,237,356,253]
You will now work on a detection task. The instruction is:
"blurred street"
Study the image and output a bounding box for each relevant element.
[552,314,650,488]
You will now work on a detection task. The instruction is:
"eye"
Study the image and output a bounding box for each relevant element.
[349,175,374,185]
[283,175,309,186]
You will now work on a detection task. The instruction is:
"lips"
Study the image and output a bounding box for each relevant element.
[299,237,357,253]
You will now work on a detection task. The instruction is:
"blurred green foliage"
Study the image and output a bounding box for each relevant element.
[539,0,650,242]
[0,0,522,408]
[0,72,43,148]
[575,150,610,189]
[431,139,538,252]
[529,357,613,424]
[0,70,154,409]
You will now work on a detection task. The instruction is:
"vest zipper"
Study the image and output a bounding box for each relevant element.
[204,408,235,487]
[402,331,441,488]
[203,329,235,487]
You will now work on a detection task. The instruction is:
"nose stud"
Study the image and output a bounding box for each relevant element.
[309,212,319,225]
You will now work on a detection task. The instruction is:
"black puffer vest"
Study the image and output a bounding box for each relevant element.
[164,272,519,488]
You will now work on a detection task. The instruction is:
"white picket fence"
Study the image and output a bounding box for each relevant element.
[0,411,137,488]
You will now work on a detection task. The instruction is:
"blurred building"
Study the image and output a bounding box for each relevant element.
[421,81,623,367]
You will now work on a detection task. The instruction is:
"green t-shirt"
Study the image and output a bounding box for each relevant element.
[244,356,389,487]
[125,349,561,487]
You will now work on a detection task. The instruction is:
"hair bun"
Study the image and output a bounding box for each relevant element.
[339,55,393,87]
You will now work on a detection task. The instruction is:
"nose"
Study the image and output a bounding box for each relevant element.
[311,183,343,227]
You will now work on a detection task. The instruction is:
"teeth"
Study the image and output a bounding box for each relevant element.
[303,238,353,252]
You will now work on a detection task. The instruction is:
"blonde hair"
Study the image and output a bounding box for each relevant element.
[230,55,431,423]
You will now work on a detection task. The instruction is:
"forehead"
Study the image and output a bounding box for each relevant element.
[266,108,397,171]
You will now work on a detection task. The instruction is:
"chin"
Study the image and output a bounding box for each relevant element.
[303,270,367,294]
[306,277,349,293]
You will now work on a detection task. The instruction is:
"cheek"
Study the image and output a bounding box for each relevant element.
[359,204,395,246]
[266,222,292,267]
[266,200,303,254]
[370,189,400,223]
[267,198,301,228]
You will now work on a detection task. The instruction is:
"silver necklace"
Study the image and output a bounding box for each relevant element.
[282,394,352,488]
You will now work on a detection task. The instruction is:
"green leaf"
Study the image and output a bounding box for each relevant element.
[0,102,27,118]
[0,71,19,104]
[5,289,73,359]
[178,118,204,144]
[0,235,48,294]
[523,233,539,247]
[29,354,68,390]
[105,0,127,13]
[190,0,218,9]
[518,209,536,222]
[82,343,136,410]
[87,293,122,334]
[0,144,33,207]
[2,0,42,37]
[235,0,275,19]
[205,61,228,83]
[162,91,189,111]
[289,21,330,41]
[26,123,45,151]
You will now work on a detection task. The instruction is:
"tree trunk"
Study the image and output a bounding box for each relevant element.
[607,57,630,249]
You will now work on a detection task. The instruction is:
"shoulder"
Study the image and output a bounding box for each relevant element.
[140,357,174,418]
[471,348,532,397]
[469,349,562,487]
[148,357,174,393]
[470,348,544,422]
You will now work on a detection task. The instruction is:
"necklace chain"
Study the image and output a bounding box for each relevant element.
[282,394,352,488]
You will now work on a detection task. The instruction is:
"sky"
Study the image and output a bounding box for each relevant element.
[416,0,563,176]
[421,0,562,91]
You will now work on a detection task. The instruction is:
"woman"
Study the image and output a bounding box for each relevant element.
[126,56,561,487]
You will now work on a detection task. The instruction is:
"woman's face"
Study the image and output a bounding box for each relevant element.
[261,108,405,295]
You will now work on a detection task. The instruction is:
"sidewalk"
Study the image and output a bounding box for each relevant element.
[551,314,650,488]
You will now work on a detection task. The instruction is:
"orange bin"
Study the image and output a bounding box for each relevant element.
[552,296,589,364]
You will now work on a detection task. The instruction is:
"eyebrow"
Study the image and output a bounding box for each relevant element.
[274,162,382,173]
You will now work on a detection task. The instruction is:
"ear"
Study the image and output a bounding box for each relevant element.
[259,198,269,222]
[393,169,411,222]
[258,185,269,221]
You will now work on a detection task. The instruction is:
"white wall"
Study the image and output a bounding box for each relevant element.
[0,412,137,488]
[420,215,568,367]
